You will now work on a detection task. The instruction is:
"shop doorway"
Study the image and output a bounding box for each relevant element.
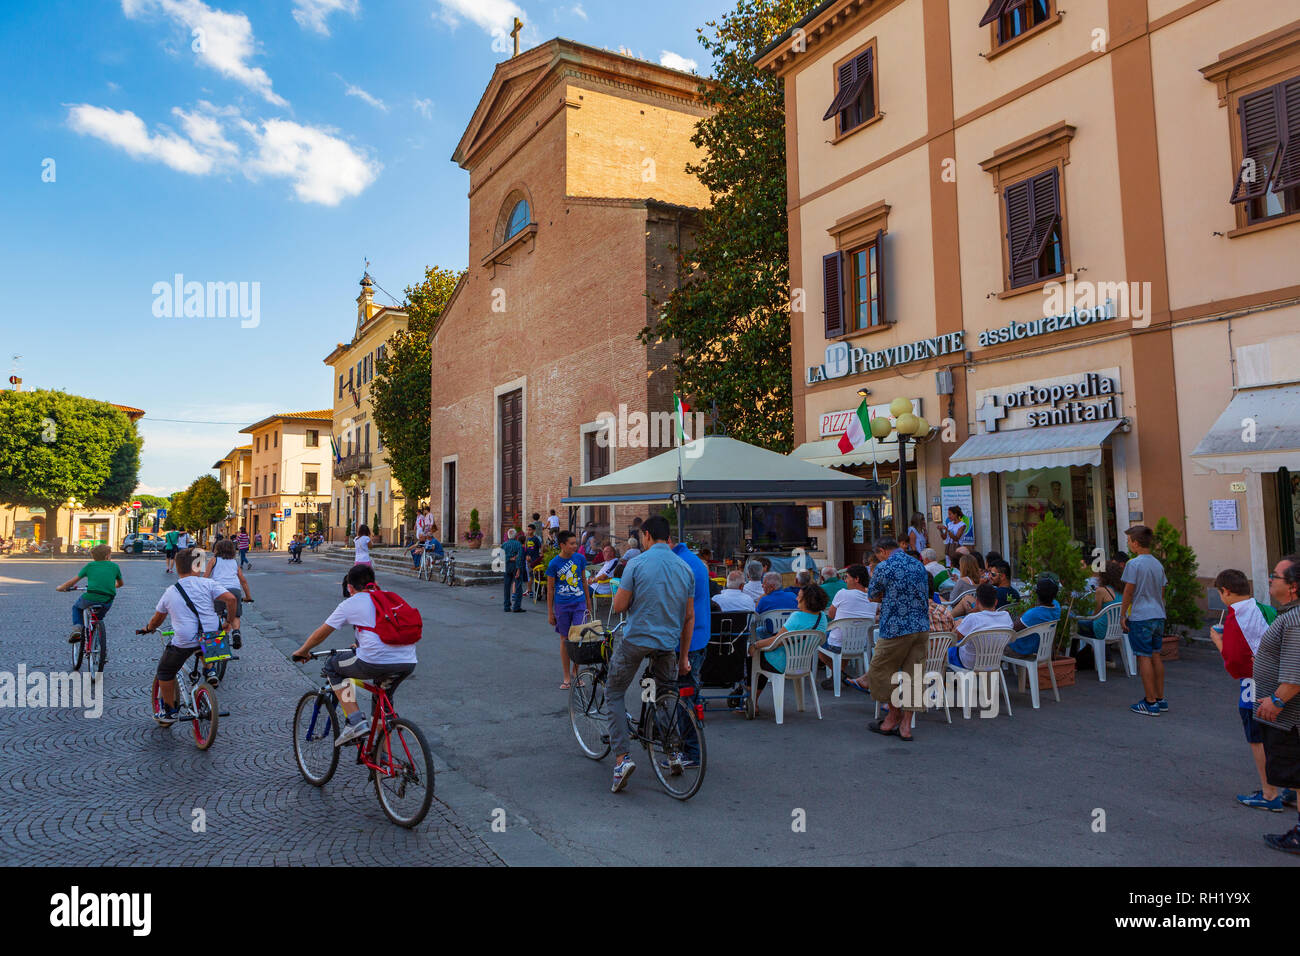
[999,449,1118,575]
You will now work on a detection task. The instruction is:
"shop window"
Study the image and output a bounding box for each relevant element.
[823,43,877,137]
[1004,168,1065,289]
[1229,77,1300,224]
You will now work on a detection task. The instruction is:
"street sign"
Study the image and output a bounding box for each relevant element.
[131,501,141,510]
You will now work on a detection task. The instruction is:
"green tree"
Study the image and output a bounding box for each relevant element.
[1151,517,1202,635]
[642,0,819,453]
[0,389,142,545]
[181,474,229,534]
[164,491,190,531]
[371,265,464,526]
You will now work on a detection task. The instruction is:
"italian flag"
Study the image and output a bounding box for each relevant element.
[674,394,691,444]
[836,400,871,455]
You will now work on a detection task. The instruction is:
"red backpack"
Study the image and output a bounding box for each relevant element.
[358,584,423,645]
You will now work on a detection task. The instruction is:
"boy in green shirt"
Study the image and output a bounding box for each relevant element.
[56,544,124,656]
[163,529,180,573]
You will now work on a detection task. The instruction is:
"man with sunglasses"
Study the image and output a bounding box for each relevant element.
[1256,554,1300,854]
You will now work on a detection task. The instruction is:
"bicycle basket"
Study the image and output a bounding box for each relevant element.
[567,622,610,666]
[198,630,232,663]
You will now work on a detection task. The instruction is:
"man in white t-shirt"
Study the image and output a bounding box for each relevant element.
[713,571,757,612]
[950,583,1014,669]
[139,548,237,723]
[292,564,417,746]
[820,564,878,682]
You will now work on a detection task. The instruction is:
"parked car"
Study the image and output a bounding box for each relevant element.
[121,532,165,553]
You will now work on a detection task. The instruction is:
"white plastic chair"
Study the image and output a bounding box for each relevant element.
[1000,620,1060,709]
[755,608,795,640]
[948,628,1015,718]
[751,628,823,724]
[823,617,873,698]
[925,632,953,723]
[1072,603,1134,682]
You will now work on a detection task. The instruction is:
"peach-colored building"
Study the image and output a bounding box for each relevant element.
[238,411,332,548]
[211,444,252,537]
[760,0,1299,593]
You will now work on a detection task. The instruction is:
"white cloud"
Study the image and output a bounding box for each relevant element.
[292,0,359,36]
[69,101,379,205]
[433,0,522,36]
[336,75,388,112]
[245,118,379,205]
[121,0,286,107]
[569,3,587,19]
[66,104,217,174]
[412,97,433,119]
[659,50,698,73]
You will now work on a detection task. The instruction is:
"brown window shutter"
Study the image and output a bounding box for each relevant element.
[1004,180,1034,287]
[1232,87,1281,203]
[980,0,1011,27]
[823,251,845,339]
[1271,78,1300,191]
[875,230,889,326]
[824,60,865,121]
[1016,168,1060,264]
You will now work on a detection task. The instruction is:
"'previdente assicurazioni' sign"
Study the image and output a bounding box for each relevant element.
[978,298,1118,347]
[807,332,965,385]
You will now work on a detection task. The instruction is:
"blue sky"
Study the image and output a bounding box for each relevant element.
[0,0,727,494]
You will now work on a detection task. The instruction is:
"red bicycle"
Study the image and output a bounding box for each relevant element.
[291,649,434,828]
[68,588,108,680]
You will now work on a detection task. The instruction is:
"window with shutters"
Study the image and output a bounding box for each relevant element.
[848,233,886,331]
[824,40,879,139]
[980,0,1057,55]
[1231,76,1300,224]
[823,200,891,340]
[1004,168,1065,290]
[305,429,319,448]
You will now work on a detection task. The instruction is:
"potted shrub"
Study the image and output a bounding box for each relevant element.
[1151,517,1201,661]
[1016,513,1087,690]
[463,508,484,549]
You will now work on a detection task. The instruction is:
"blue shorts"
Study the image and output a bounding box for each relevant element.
[1240,705,1264,745]
[555,602,586,638]
[1126,618,1164,657]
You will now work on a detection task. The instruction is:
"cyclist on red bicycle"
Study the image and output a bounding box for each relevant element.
[291,564,418,747]
[138,548,238,725]
[55,544,123,654]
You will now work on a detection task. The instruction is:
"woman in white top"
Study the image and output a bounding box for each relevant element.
[353,524,372,566]
[204,538,253,646]
[907,513,928,553]
[822,564,878,680]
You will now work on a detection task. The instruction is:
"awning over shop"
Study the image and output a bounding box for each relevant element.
[562,436,888,506]
[948,420,1121,475]
[789,437,914,469]
[1190,384,1300,474]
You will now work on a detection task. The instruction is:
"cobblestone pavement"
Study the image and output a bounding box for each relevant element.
[0,561,502,866]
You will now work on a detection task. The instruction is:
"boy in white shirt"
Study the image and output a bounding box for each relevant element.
[820,564,878,685]
[949,583,1014,669]
[138,549,238,722]
[292,564,417,746]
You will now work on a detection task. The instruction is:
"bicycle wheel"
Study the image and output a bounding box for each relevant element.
[191,683,218,750]
[212,657,228,683]
[292,691,340,785]
[71,631,85,671]
[373,717,435,828]
[92,622,107,675]
[569,668,611,760]
[647,697,706,800]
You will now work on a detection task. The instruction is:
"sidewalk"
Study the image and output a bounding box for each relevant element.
[0,560,502,866]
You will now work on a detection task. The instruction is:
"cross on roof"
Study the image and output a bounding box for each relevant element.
[977,395,1007,433]
[511,17,523,57]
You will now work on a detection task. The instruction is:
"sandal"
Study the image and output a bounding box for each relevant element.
[867,720,899,737]
[843,675,871,696]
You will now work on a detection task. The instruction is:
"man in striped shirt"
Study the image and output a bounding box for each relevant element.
[236,529,251,569]
[1254,553,1300,854]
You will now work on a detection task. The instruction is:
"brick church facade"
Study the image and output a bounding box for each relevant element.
[429,39,711,545]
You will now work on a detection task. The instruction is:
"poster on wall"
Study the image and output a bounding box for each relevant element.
[1209,499,1240,531]
[939,477,976,546]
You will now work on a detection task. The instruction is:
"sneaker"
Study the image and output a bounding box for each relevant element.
[1237,790,1286,811]
[335,717,371,747]
[1283,789,1298,807]
[231,630,242,650]
[610,757,636,793]
[1263,826,1300,854]
[68,627,84,643]
[1130,699,1161,716]
[659,754,685,776]
[203,668,219,687]
[156,706,179,727]
[512,607,526,613]
[1156,698,1169,712]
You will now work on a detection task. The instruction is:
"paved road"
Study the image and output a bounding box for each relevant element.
[0,559,500,867]
[206,552,1297,866]
[4,553,1297,866]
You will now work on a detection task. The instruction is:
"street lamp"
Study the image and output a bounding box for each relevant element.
[870,398,930,539]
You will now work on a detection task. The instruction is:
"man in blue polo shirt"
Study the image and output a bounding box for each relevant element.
[607,515,695,794]
[672,536,711,765]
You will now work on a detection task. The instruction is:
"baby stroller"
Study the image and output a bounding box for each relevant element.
[699,610,757,718]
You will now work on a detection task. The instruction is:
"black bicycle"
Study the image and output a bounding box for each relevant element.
[568,622,706,800]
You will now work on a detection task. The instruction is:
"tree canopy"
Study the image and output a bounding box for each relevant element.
[642,0,819,453]
[371,265,464,522]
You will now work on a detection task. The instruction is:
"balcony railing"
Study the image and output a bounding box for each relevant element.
[333,451,371,480]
